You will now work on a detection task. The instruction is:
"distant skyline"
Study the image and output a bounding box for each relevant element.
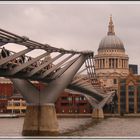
[0,2,140,72]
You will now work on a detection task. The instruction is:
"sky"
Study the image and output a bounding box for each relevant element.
[0,2,140,73]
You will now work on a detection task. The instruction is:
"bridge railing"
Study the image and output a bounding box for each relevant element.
[0,47,54,72]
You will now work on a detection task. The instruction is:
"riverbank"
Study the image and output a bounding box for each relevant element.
[2,113,140,118]
[105,113,140,118]
[0,114,19,118]
[57,113,91,118]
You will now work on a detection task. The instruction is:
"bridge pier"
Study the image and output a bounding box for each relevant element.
[92,108,104,119]
[22,104,59,136]
[10,55,88,136]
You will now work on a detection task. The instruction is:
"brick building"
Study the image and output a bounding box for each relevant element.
[118,72,140,114]
[0,78,13,113]
[0,78,93,114]
[55,92,92,114]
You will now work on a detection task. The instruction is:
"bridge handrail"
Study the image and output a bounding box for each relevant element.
[0,28,94,55]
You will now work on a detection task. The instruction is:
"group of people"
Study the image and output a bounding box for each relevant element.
[0,47,53,72]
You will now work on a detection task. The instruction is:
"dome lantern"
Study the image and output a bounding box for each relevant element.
[108,15,115,35]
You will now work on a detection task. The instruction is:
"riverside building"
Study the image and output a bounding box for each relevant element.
[0,78,92,114]
[118,72,140,114]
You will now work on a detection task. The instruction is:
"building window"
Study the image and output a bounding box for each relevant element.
[113,79,117,84]
[22,103,26,106]
[78,103,87,106]
[69,109,72,113]
[8,102,12,106]
[75,97,79,101]
[68,97,72,101]
[14,102,20,106]
[84,97,86,100]
[61,103,69,106]
[61,97,67,100]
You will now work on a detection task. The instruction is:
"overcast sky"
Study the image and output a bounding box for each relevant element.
[0,2,140,73]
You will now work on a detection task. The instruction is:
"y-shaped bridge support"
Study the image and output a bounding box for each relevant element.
[91,91,115,119]
[92,108,104,119]
[11,55,86,136]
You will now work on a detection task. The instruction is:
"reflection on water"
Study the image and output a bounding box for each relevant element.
[1,117,140,137]
[0,117,93,136]
[67,117,140,137]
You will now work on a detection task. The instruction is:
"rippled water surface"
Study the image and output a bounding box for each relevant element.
[1,117,140,137]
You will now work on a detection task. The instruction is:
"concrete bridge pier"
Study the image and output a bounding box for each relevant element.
[22,104,58,136]
[11,79,59,136]
[92,108,104,119]
[11,55,86,136]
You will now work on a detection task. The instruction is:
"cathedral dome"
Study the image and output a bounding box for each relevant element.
[98,16,125,51]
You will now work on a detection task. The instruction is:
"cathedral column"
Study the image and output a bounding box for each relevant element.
[106,58,109,68]
[107,58,109,68]
[122,59,123,68]
[119,59,121,68]
[102,59,103,68]
[101,59,103,68]
[104,58,106,68]
[112,58,114,68]
[109,58,111,68]
[114,58,116,68]
[126,59,128,68]
[100,59,101,68]
[100,59,102,68]
[110,58,112,68]
[103,59,105,68]
[118,59,120,68]
[124,59,126,68]
[112,59,114,68]
[118,59,119,68]
[116,58,118,68]
[127,59,128,68]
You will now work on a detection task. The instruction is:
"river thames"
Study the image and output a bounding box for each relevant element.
[1,117,140,138]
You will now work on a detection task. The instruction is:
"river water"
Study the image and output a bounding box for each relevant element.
[1,117,140,137]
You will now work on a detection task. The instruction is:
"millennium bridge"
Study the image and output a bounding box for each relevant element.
[0,28,114,136]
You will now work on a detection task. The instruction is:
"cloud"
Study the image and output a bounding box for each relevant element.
[0,3,140,73]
